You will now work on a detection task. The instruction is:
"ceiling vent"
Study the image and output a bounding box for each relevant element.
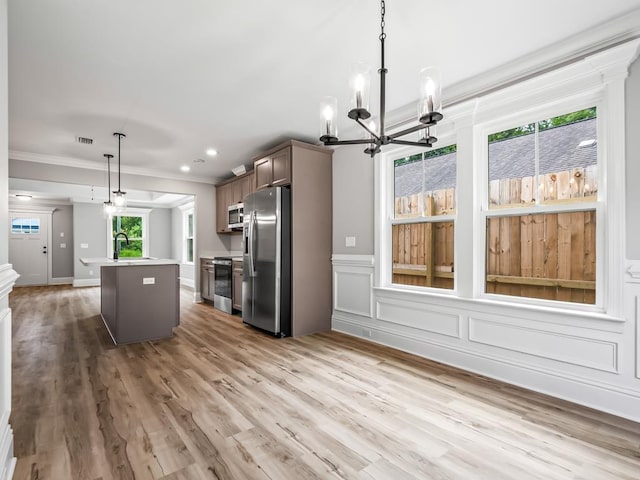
[77,136,93,145]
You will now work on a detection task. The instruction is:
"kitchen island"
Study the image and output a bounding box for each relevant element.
[80,258,180,344]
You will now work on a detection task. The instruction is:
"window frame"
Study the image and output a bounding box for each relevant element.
[476,93,604,312]
[183,207,195,265]
[385,141,458,294]
[374,40,634,319]
[106,208,150,259]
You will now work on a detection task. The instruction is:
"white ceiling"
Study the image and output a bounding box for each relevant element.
[8,178,193,208]
[8,0,640,184]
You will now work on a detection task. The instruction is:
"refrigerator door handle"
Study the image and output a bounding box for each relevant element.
[248,210,257,276]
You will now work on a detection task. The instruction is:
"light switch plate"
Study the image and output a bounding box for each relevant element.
[345,236,356,248]
[143,277,156,285]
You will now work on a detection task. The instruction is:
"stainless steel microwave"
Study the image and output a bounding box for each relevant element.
[228,203,243,230]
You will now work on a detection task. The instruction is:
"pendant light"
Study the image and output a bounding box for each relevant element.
[112,132,127,209]
[319,0,444,157]
[103,153,116,215]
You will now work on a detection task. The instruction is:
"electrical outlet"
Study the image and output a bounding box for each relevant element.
[60,243,66,249]
[345,236,356,248]
[60,232,64,237]
[80,243,88,249]
[143,277,156,285]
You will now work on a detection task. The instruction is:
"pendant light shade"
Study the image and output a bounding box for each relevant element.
[103,153,116,215]
[112,132,127,210]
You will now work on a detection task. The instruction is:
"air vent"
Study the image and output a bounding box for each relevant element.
[77,136,93,145]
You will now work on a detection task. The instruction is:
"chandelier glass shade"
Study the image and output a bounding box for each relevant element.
[319,0,444,157]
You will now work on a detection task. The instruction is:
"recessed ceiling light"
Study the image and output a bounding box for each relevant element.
[15,194,32,201]
[180,165,191,172]
[206,148,218,157]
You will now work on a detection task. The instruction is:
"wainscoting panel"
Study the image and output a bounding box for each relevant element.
[469,315,618,373]
[377,298,461,339]
[0,264,18,480]
[332,255,374,319]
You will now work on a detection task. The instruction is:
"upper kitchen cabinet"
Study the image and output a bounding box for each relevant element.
[254,147,291,191]
[216,171,254,234]
[231,172,254,205]
[216,183,232,234]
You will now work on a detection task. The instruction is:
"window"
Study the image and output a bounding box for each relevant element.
[484,108,598,305]
[378,41,634,318]
[392,145,457,290]
[11,217,40,234]
[107,209,149,259]
[184,209,194,264]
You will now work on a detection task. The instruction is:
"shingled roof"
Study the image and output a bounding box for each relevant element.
[394,118,597,197]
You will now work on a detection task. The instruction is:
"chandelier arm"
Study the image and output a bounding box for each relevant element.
[323,139,375,146]
[388,139,431,147]
[355,118,381,141]
[388,123,433,140]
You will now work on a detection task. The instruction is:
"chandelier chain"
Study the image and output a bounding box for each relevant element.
[379,0,386,40]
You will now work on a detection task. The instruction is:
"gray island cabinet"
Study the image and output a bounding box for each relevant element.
[99,262,180,344]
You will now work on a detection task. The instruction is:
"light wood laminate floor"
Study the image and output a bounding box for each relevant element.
[9,285,640,479]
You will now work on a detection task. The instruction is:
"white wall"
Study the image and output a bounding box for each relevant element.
[626,57,640,259]
[148,208,171,259]
[73,203,107,286]
[332,49,640,422]
[51,205,73,279]
[332,145,375,255]
[0,0,17,477]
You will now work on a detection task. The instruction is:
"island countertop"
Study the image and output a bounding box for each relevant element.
[80,257,179,266]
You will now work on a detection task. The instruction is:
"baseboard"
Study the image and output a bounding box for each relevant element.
[332,313,640,423]
[72,278,100,287]
[195,292,203,302]
[180,277,195,289]
[49,276,73,285]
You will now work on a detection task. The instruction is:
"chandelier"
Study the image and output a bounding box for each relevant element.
[112,132,127,208]
[319,0,443,157]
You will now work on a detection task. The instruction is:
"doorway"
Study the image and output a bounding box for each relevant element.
[9,212,50,286]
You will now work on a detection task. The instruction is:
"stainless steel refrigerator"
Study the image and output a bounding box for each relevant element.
[242,187,291,336]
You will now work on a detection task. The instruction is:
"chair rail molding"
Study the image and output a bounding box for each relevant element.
[0,264,19,480]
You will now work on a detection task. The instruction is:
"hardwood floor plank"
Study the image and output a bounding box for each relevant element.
[9,285,640,480]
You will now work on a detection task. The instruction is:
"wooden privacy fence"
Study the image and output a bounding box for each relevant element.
[392,167,597,302]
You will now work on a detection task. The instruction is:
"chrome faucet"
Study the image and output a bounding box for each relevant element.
[113,232,129,260]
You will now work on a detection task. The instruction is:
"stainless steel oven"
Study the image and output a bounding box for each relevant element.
[212,257,233,313]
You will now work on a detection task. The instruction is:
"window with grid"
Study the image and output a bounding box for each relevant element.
[184,209,194,264]
[484,107,597,304]
[111,215,145,258]
[392,144,457,290]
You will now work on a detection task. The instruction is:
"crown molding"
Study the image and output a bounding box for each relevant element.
[9,150,219,185]
[381,8,640,131]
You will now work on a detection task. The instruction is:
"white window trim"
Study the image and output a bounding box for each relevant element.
[106,207,151,259]
[375,39,640,320]
[181,205,195,265]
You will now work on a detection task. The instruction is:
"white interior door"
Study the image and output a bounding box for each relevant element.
[9,213,49,286]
